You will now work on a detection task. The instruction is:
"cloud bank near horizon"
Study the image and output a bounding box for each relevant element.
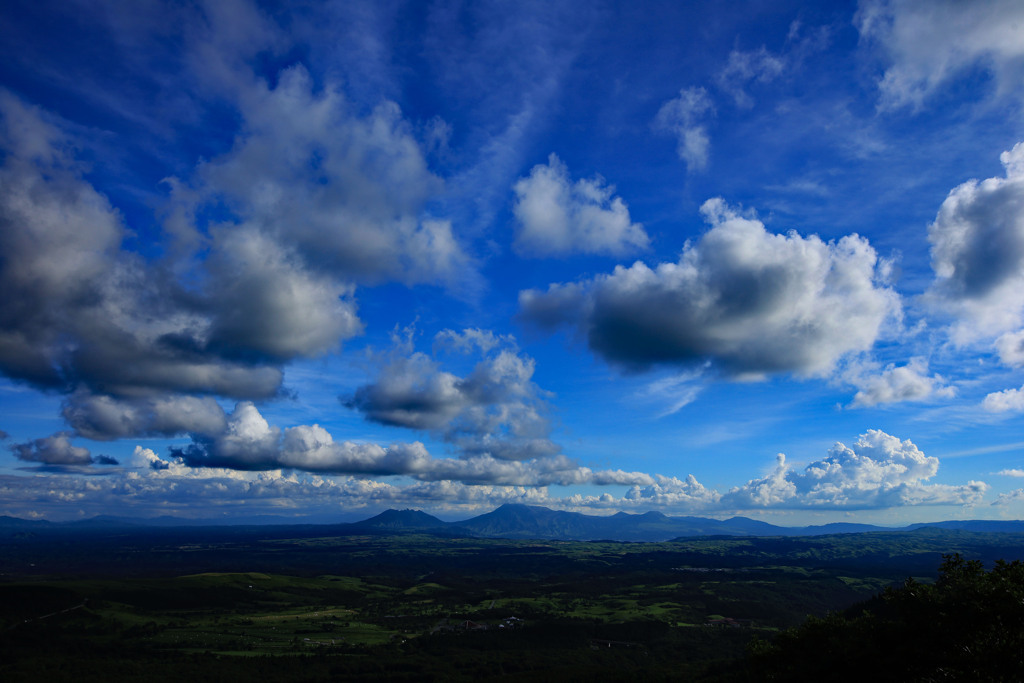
[5,428,988,521]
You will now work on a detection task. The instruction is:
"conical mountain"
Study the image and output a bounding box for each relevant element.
[356,509,447,530]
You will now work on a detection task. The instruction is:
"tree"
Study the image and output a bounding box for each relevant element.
[745,554,1024,681]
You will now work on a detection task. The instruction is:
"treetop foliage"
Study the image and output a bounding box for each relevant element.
[747,554,1024,681]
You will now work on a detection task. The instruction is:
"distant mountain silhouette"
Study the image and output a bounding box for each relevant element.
[4,507,1023,542]
[452,503,590,538]
[797,522,890,534]
[447,503,860,541]
[908,520,1024,533]
[354,506,1024,541]
[0,515,51,528]
[353,509,447,530]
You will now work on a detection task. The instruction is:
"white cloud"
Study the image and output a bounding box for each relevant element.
[996,469,1024,477]
[193,66,473,289]
[654,87,714,171]
[0,90,347,406]
[205,226,363,361]
[0,64,475,439]
[512,154,649,257]
[0,92,125,389]
[0,457,656,520]
[723,430,987,509]
[347,330,559,461]
[62,392,228,441]
[993,489,1024,506]
[846,357,954,407]
[0,464,401,520]
[983,386,1024,413]
[521,198,900,377]
[857,0,1024,109]
[0,426,993,519]
[172,401,650,488]
[0,467,602,520]
[624,474,722,510]
[727,453,799,506]
[186,401,283,469]
[996,330,1024,367]
[928,142,1024,341]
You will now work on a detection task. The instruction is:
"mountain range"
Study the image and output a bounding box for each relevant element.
[348,505,1024,541]
[7,504,1021,542]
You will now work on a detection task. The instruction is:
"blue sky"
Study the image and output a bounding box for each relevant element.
[2,0,1024,525]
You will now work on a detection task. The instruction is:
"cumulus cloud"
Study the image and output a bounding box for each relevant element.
[520,198,900,377]
[722,430,987,509]
[982,386,1024,413]
[193,65,473,289]
[0,52,476,441]
[726,453,799,507]
[654,87,714,171]
[512,154,648,257]
[0,92,126,390]
[996,330,1024,367]
[857,0,1024,109]
[928,142,1024,341]
[347,329,560,461]
[0,91,298,407]
[62,392,228,441]
[996,469,1024,477]
[623,474,721,510]
[846,357,954,407]
[174,402,282,470]
[204,227,363,362]
[172,403,437,475]
[11,432,95,466]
